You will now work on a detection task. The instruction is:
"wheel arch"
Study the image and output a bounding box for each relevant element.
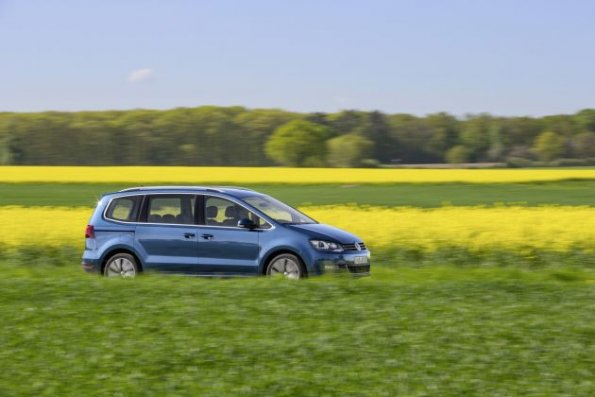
[101,248,144,274]
[261,249,307,276]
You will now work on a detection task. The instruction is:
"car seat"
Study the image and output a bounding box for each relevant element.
[206,205,219,225]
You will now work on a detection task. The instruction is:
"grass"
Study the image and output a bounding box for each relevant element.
[2,180,595,207]
[3,243,595,273]
[1,264,593,396]
[2,172,594,395]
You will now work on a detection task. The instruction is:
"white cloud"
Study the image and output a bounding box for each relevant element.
[128,68,154,83]
[335,96,351,105]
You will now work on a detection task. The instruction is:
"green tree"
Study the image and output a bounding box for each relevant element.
[541,114,578,138]
[0,118,13,164]
[572,131,595,158]
[265,120,330,166]
[0,134,11,164]
[3,105,595,166]
[533,131,565,161]
[425,112,459,161]
[387,114,432,163]
[327,111,365,135]
[234,109,298,166]
[327,134,373,167]
[354,111,393,163]
[574,109,595,132]
[446,145,470,164]
[459,115,492,161]
[502,116,542,147]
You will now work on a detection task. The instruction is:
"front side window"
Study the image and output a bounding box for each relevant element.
[147,195,195,224]
[105,196,142,222]
[243,195,316,225]
[205,196,269,228]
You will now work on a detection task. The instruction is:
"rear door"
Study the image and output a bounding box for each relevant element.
[195,195,262,275]
[134,194,199,273]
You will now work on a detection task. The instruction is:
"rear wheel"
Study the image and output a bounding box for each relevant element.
[266,253,306,279]
[104,253,138,278]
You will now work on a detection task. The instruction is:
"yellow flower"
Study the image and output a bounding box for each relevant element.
[1,205,594,253]
[304,205,595,252]
[1,166,595,184]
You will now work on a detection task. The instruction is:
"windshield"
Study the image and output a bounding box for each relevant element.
[242,195,316,224]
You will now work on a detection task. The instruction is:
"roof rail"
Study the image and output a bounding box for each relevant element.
[217,186,255,192]
[118,186,223,193]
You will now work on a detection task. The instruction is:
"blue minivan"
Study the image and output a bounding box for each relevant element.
[82,186,370,279]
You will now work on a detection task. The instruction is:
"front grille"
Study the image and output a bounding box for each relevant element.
[342,242,367,251]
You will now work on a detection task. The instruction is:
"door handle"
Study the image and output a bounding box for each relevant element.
[201,233,214,240]
[184,233,196,239]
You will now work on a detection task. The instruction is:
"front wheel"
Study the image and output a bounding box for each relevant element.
[104,253,138,278]
[266,253,306,279]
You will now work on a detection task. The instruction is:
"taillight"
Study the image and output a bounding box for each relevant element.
[85,225,95,239]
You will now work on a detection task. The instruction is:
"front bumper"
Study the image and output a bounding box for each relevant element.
[314,250,371,276]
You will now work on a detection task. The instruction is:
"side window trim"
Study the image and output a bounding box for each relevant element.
[138,194,149,222]
[196,195,205,225]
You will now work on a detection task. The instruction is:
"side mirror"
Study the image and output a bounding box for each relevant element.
[237,218,257,230]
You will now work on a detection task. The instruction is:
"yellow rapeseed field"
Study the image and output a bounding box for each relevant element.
[1,166,595,184]
[307,205,595,252]
[0,206,89,247]
[2,205,594,253]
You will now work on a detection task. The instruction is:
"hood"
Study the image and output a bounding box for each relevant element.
[287,223,362,244]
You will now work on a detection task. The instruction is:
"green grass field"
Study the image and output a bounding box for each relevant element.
[1,265,594,396]
[1,178,594,395]
[1,180,595,207]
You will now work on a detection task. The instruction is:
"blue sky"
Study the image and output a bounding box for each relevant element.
[1,0,594,115]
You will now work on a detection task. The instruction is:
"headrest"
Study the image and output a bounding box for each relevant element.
[206,206,218,218]
[225,206,237,217]
[162,214,176,223]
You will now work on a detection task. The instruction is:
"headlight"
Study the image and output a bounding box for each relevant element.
[310,240,344,252]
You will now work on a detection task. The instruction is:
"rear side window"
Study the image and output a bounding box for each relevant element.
[105,196,142,222]
[146,195,195,224]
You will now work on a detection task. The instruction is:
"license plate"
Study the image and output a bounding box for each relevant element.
[354,256,368,264]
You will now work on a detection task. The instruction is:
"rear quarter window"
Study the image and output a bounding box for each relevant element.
[105,196,142,222]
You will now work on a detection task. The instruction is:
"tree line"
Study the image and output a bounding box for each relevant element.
[0,106,594,167]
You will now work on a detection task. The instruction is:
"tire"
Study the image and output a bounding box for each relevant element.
[103,253,139,278]
[266,253,306,279]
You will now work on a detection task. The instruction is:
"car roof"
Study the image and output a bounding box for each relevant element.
[108,186,260,198]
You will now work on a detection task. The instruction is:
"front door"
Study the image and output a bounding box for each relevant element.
[196,196,261,275]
